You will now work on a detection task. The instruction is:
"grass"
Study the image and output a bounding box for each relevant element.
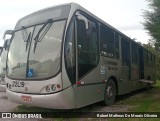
[12,80,160,121]
[116,81,160,112]
[108,80,160,121]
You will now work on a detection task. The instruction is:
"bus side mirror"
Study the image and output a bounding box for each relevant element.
[3,30,13,40]
[76,13,89,29]
[3,39,11,50]
[3,30,13,50]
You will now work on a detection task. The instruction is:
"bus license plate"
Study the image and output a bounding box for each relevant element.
[21,95,32,102]
[12,81,25,87]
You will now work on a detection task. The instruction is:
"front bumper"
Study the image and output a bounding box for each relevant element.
[6,86,76,109]
[0,84,6,92]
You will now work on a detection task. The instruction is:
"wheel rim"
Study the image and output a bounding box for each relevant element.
[106,86,113,99]
[104,80,116,105]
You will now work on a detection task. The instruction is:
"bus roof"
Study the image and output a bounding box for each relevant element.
[14,3,72,30]
[69,3,150,51]
[14,3,151,53]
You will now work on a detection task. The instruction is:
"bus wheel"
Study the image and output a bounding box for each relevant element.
[103,79,116,106]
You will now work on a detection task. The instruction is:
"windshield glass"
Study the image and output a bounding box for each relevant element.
[7,27,34,78]
[0,49,7,78]
[7,20,66,79]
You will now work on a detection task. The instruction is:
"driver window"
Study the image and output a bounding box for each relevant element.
[77,17,99,79]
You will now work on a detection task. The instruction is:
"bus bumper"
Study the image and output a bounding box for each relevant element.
[6,86,76,109]
[0,84,6,92]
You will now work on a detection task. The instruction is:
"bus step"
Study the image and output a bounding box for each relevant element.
[139,79,154,84]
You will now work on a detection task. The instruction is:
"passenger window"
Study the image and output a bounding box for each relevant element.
[121,38,131,66]
[77,19,99,79]
[144,51,148,65]
[131,43,138,64]
[115,34,119,59]
[153,55,155,62]
[148,53,151,65]
[100,25,114,58]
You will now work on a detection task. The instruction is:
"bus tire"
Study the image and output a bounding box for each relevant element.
[102,79,116,106]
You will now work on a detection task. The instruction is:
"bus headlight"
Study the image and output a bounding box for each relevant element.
[51,85,56,91]
[6,83,11,90]
[46,86,50,92]
[40,84,62,94]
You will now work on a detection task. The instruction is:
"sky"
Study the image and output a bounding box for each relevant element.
[0,0,150,46]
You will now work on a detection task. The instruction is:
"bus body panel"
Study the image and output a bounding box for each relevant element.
[5,74,63,94]
[0,84,6,92]
[76,64,104,108]
[76,83,105,108]
[6,85,76,109]
[5,3,156,109]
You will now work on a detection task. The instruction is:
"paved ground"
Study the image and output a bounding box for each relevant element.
[0,92,19,112]
[0,91,131,121]
[0,92,51,121]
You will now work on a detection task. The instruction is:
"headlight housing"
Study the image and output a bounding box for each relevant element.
[0,79,5,85]
[40,84,62,94]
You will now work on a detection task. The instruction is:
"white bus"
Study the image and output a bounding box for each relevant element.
[5,3,156,109]
[0,30,13,92]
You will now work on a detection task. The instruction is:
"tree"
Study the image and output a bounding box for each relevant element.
[142,42,160,80]
[143,0,160,50]
[143,0,160,80]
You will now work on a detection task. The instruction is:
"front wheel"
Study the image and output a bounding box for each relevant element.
[102,79,116,106]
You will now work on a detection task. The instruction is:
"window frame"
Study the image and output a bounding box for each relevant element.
[76,14,100,79]
[100,25,115,58]
[131,43,138,64]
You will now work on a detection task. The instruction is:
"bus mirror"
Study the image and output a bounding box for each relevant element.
[3,39,11,50]
[76,13,89,29]
[3,30,13,40]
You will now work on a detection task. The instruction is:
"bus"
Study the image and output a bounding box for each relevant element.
[0,47,3,55]
[5,3,156,109]
[0,30,13,92]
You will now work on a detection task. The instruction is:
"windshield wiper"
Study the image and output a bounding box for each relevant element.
[21,26,28,42]
[33,19,53,53]
[25,32,31,51]
[21,26,31,51]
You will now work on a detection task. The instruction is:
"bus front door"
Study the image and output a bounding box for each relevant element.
[75,13,102,108]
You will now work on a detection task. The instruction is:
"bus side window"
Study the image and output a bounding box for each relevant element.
[131,43,138,64]
[153,54,155,62]
[77,19,99,79]
[115,34,119,59]
[121,38,131,66]
[144,51,148,65]
[148,52,151,65]
[100,25,115,58]
[64,19,76,85]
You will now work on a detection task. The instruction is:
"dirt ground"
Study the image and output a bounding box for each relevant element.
[0,92,50,121]
[0,92,19,112]
[0,91,131,121]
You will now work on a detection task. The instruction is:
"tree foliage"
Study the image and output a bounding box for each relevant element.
[143,0,160,80]
[143,0,160,49]
[143,43,160,80]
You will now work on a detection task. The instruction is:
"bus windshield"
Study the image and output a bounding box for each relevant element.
[7,20,66,79]
[0,48,7,79]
